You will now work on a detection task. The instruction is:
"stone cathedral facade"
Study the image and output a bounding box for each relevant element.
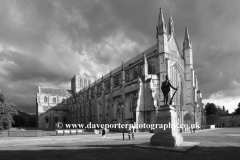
[36,8,204,130]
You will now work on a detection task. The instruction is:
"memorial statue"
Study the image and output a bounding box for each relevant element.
[161,75,178,105]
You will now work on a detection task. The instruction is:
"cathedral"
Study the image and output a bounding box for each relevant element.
[36,8,205,130]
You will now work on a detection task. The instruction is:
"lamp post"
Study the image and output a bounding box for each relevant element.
[117,102,125,140]
[204,110,206,129]
[120,103,125,140]
[194,102,198,130]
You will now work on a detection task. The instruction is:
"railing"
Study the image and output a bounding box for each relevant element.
[56,129,84,136]
[0,129,86,137]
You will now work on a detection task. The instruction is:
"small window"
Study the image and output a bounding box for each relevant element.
[45,117,49,123]
[53,98,56,103]
[63,117,67,123]
[55,117,58,123]
[44,97,48,103]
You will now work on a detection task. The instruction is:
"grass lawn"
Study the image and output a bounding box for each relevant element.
[0,128,239,160]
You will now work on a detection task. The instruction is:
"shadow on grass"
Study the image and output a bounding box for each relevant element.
[0,145,240,160]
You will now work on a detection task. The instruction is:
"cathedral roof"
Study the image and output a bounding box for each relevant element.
[124,44,158,66]
[38,86,72,97]
[48,105,69,111]
[89,44,158,86]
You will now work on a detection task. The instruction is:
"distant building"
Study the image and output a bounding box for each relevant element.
[36,7,204,130]
[36,75,93,128]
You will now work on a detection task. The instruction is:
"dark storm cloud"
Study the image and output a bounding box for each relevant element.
[0,81,37,113]
[188,0,240,99]
[0,0,240,113]
[0,50,75,83]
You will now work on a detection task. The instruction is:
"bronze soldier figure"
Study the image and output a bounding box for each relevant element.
[161,75,178,105]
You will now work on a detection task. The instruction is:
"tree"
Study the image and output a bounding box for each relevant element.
[234,103,240,114]
[205,103,217,116]
[26,116,36,127]
[216,107,225,115]
[12,115,26,127]
[0,89,18,130]
[12,110,36,127]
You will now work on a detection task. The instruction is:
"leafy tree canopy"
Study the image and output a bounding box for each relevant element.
[0,89,18,130]
[12,110,36,127]
[216,107,225,115]
[205,103,217,116]
[234,103,240,114]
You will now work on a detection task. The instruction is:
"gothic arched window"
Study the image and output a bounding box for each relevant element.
[133,69,138,79]
[148,59,156,74]
[130,101,132,112]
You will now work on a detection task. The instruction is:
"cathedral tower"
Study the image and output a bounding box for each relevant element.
[183,26,194,105]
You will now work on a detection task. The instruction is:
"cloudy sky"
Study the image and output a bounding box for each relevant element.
[0,0,240,113]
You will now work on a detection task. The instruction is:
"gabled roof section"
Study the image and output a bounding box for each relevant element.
[174,36,183,58]
[124,44,157,67]
[168,35,183,58]
[38,86,72,97]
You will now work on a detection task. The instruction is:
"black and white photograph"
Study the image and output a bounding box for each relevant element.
[0,0,240,160]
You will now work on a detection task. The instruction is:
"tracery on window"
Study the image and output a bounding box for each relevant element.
[148,58,156,74]
[105,80,110,90]
[53,98,56,103]
[113,74,121,87]
[97,85,101,96]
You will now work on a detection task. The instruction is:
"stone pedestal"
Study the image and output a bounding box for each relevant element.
[150,105,183,147]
